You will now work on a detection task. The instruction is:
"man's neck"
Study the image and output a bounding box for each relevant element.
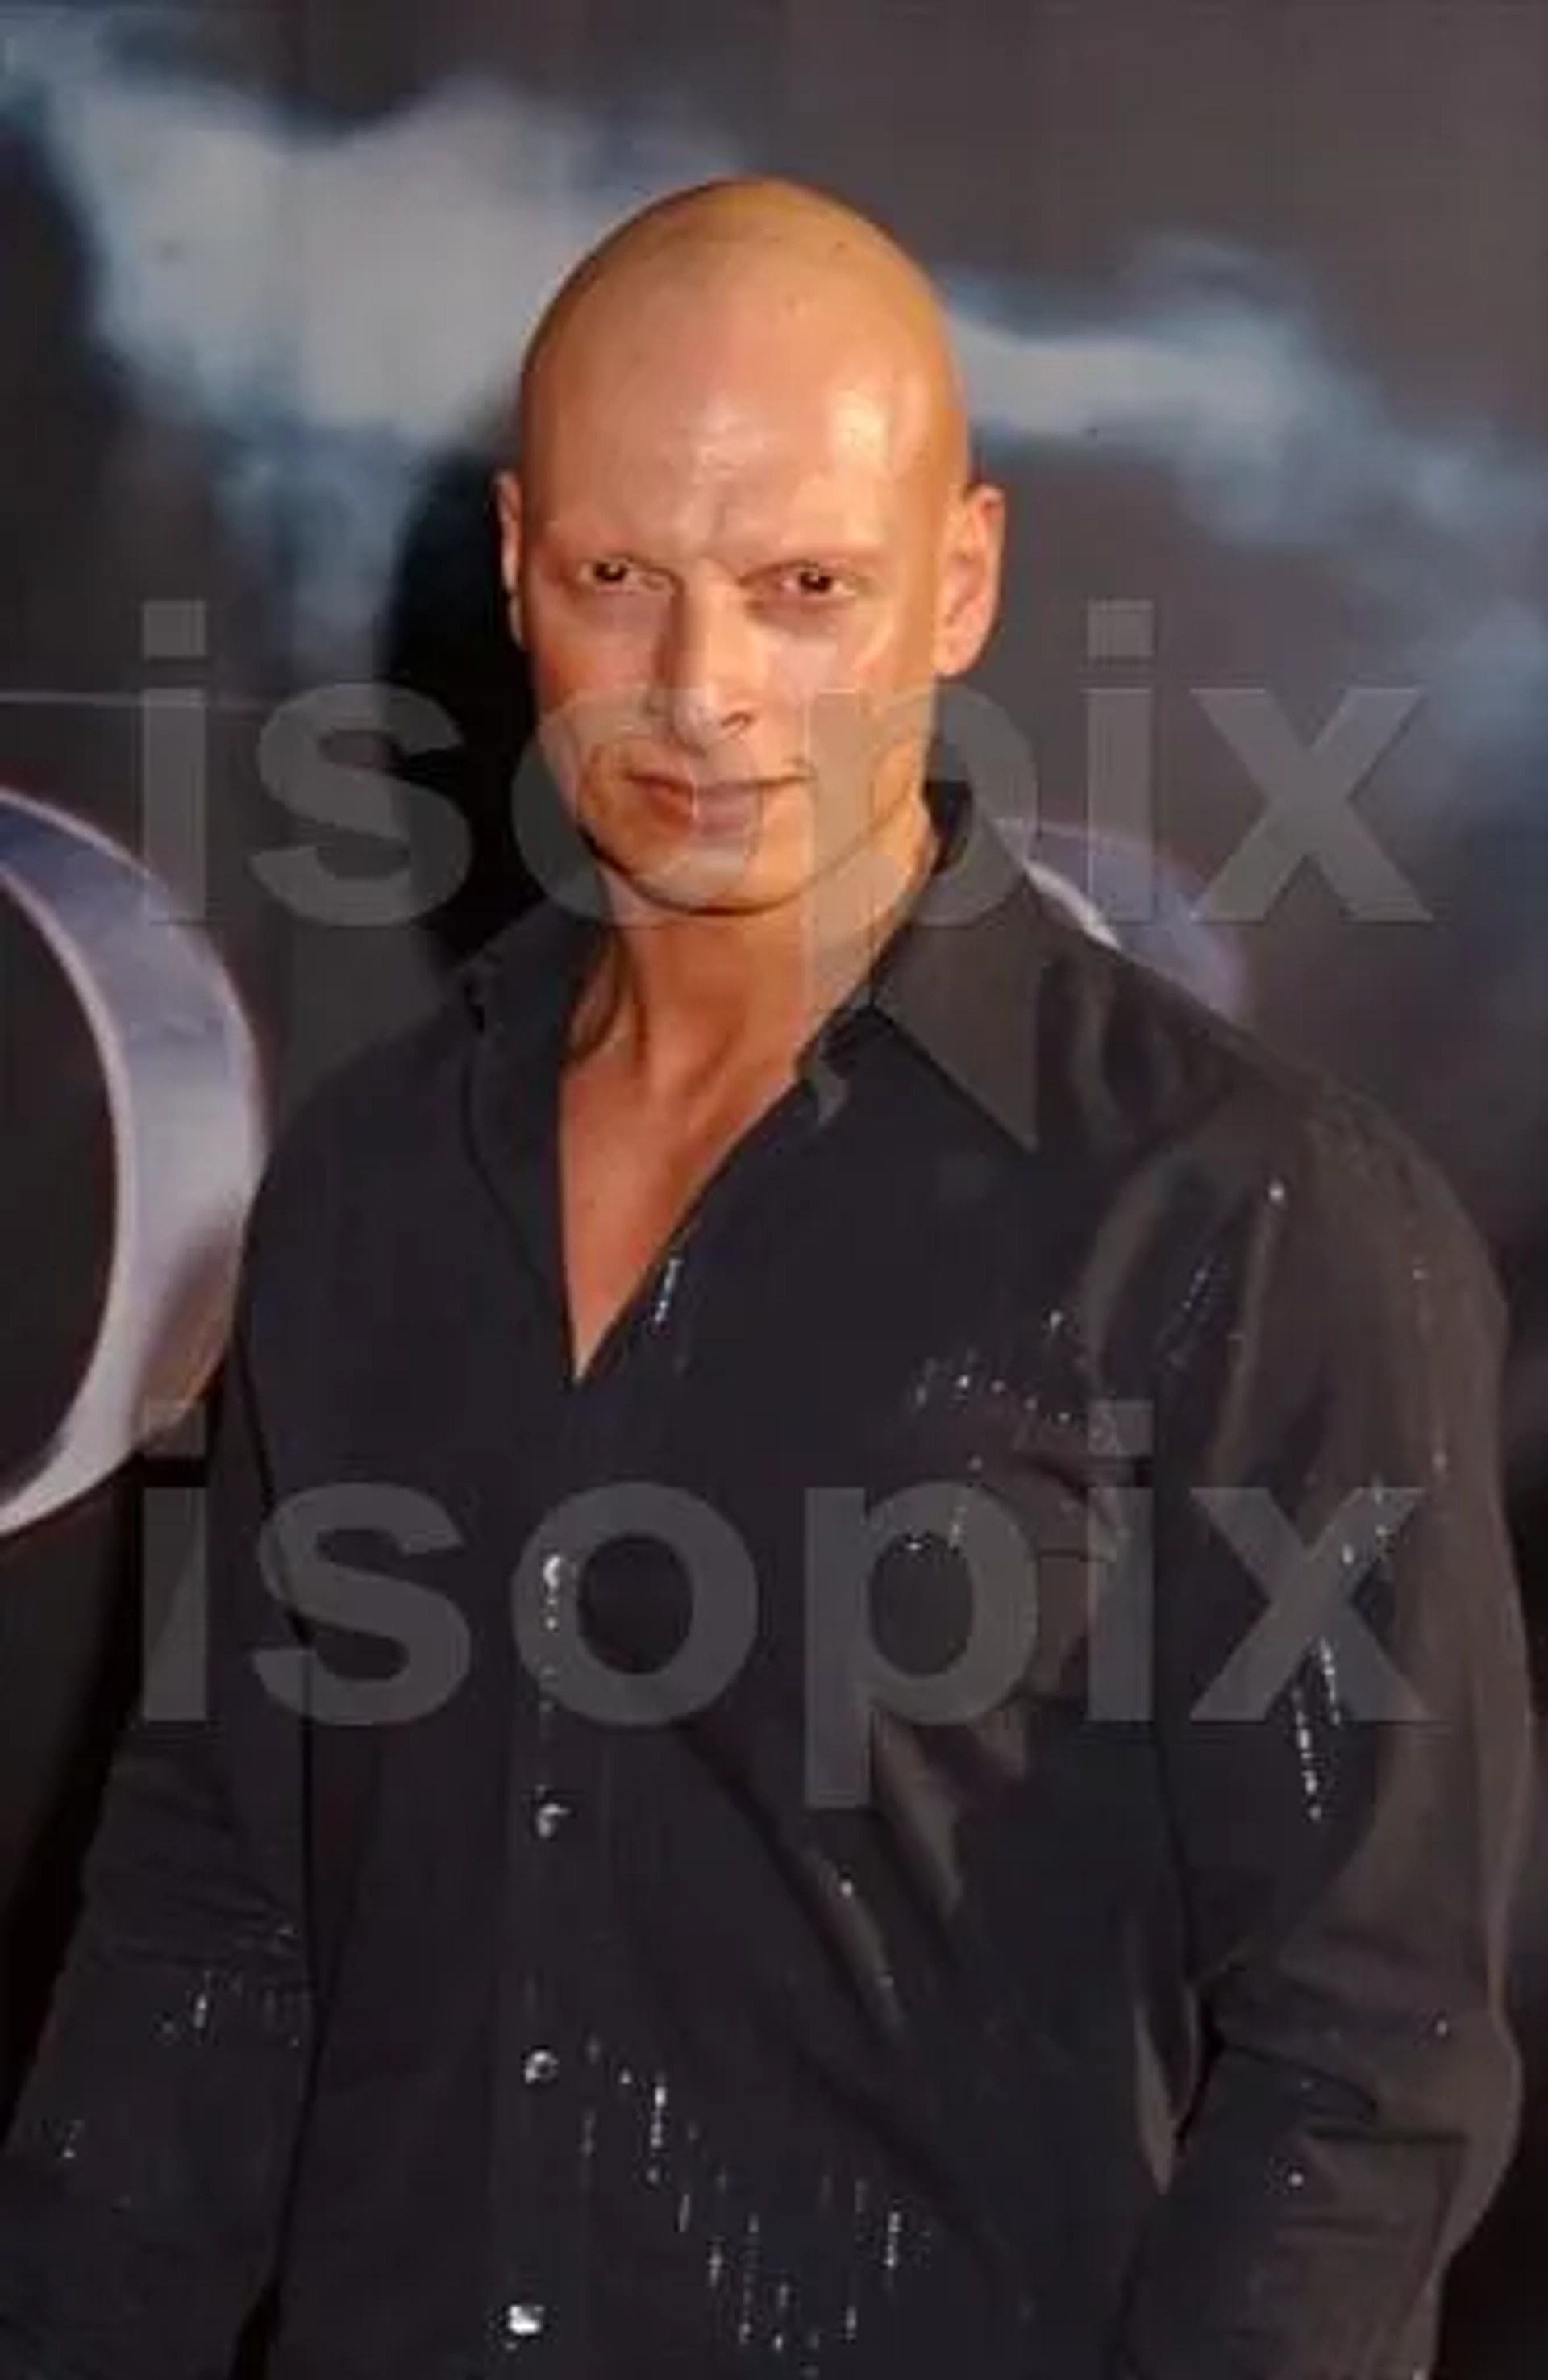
[568,786,940,1101]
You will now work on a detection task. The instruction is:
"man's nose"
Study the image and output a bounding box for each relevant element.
[651,593,758,752]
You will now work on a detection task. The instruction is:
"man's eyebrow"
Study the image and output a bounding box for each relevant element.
[751,544,888,571]
[539,533,891,574]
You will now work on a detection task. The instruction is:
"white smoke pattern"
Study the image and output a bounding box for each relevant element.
[2,15,740,647]
[957,264,1548,763]
[4,8,1546,764]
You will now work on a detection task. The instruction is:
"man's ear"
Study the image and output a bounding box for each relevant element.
[934,481,1007,679]
[493,470,524,639]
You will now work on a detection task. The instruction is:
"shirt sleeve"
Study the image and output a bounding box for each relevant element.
[1113,1098,1537,2380]
[0,1277,314,2379]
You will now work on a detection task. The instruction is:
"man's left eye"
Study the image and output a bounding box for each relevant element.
[782,567,843,599]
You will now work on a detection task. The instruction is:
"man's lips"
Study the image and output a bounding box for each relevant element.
[627,772,793,826]
[629,771,784,798]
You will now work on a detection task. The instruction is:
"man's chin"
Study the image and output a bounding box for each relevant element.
[572,767,923,920]
[590,838,811,920]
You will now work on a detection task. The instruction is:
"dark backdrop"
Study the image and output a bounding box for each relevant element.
[2,3,1544,2366]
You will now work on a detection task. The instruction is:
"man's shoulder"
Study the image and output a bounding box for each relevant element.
[1036,909,1498,1318]
[240,899,576,1272]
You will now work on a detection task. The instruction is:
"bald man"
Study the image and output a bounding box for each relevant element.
[0,181,1531,2380]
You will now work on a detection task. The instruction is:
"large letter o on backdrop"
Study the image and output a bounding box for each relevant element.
[0,789,267,1537]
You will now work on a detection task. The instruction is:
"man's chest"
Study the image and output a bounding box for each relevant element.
[273,1095,1128,1748]
[293,1096,1165,2088]
[554,1058,802,1390]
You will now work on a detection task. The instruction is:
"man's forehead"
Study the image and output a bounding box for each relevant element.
[533,464,902,560]
[529,356,940,514]
[550,367,909,455]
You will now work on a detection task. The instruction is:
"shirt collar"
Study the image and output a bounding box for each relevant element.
[803,774,1053,1152]
[461,776,1059,1155]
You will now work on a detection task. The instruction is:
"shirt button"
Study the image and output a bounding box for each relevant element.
[501,2300,547,2344]
[533,1793,572,1840]
[522,2046,560,2085]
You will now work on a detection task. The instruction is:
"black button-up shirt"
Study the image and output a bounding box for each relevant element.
[0,780,1533,2379]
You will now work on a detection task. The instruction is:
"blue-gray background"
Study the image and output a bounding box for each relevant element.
[2,4,1544,2366]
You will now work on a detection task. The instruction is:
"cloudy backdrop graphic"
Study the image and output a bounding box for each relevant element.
[6,10,1545,776]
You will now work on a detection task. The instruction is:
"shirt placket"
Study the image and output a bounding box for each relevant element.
[478,1219,718,2372]
[473,1070,823,2375]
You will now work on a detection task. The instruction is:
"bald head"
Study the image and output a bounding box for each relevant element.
[495,176,1006,906]
[514,177,971,497]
